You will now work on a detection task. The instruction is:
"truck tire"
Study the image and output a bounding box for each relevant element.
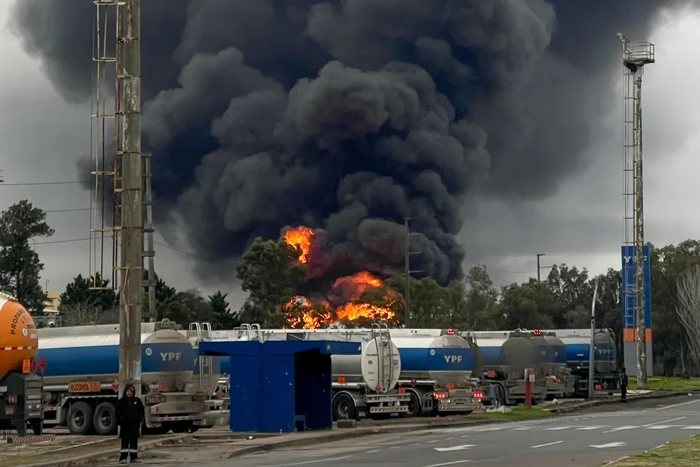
[332,393,356,421]
[401,391,422,418]
[170,421,193,433]
[68,401,94,435]
[93,402,118,436]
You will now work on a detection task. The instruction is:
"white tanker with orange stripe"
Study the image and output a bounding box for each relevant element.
[0,293,44,436]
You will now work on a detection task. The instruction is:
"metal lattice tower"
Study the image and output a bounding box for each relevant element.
[89,0,144,395]
[619,32,654,389]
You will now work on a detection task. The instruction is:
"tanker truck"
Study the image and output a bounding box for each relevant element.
[216,324,411,420]
[37,319,210,435]
[0,293,44,436]
[538,328,619,396]
[387,328,484,417]
[469,331,548,406]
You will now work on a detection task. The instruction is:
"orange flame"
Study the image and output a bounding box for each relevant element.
[283,226,314,263]
[281,227,399,329]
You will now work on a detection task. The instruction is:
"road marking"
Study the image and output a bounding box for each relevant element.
[445,437,454,440]
[366,449,379,453]
[646,425,675,430]
[512,427,530,431]
[577,426,608,430]
[604,426,638,433]
[434,444,475,452]
[262,455,353,466]
[422,460,473,467]
[656,399,700,411]
[531,441,563,449]
[479,426,506,432]
[643,417,686,427]
[428,440,439,443]
[543,427,571,431]
[682,426,700,430]
[590,442,627,449]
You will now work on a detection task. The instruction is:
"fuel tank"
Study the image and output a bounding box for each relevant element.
[0,294,39,380]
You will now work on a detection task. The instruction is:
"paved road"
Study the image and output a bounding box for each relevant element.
[199,396,700,467]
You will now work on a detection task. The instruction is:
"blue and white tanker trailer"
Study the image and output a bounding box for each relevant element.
[37,319,210,435]
[386,328,484,417]
[538,328,619,396]
[210,325,411,421]
[468,331,548,406]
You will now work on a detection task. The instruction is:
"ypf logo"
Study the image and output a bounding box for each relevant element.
[145,348,152,356]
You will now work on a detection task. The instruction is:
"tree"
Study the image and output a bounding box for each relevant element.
[675,265,700,375]
[60,273,116,311]
[236,238,307,326]
[498,280,563,330]
[0,200,54,314]
[209,291,240,330]
[60,300,118,326]
[460,266,501,331]
[160,289,214,325]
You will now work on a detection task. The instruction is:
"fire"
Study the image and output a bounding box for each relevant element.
[280,226,400,329]
[283,226,314,263]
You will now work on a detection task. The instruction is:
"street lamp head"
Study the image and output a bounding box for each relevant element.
[537,253,546,257]
[616,32,627,43]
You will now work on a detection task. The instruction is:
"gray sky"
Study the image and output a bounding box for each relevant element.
[1,3,699,307]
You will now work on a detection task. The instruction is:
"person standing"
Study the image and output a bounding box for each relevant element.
[619,367,628,403]
[117,383,145,464]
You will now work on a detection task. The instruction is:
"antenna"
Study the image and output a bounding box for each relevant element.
[619,32,655,390]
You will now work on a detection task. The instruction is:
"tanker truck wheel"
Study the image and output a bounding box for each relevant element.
[30,419,43,436]
[67,401,94,435]
[93,402,118,436]
[400,391,422,418]
[332,394,356,421]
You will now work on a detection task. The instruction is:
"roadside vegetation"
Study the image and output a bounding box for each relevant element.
[629,376,700,392]
[613,435,700,466]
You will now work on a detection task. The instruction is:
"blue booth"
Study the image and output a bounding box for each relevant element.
[199,339,360,433]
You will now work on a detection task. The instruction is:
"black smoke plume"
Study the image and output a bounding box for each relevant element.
[8,0,687,285]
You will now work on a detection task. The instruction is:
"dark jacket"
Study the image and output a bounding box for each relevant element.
[620,372,629,388]
[116,384,145,438]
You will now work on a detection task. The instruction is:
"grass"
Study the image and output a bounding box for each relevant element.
[629,376,700,392]
[612,434,700,466]
[472,404,553,421]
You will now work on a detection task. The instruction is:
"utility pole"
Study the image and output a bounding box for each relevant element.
[536,253,549,282]
[618,32,654,389]
[588,279,600,399]
[404,217,423,327]
[0,169,4,183]
[142,152,156,322]
[116,0,143,396]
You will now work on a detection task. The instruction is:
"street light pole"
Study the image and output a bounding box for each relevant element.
[536,253,547,281]
[589,278,600,399]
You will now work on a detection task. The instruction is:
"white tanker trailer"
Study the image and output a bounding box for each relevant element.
[37,319,210,435]
[388,329,484,417]
[216,324,411,420]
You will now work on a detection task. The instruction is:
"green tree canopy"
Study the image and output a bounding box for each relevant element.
[0,200,54,314]
[208,291,241,330]
[236,237,307,326]
[60,273,116,311]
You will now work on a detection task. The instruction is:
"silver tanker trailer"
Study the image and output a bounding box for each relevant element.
[469,331,548,406]
[388,328,484,417]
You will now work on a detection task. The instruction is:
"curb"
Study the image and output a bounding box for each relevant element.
[21,391,691,466]
[547,390,688,414]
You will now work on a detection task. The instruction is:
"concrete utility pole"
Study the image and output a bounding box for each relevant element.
[403,218,423,327]
[618,32,654,389]
[0,169,4,183]
[116,0,143,396]
[588,279,599,399]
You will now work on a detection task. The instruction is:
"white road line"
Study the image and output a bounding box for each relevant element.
[428,440,439,443]
[577,426,608,430]
[683,426,700,430]
[603,426,638,433]
[643,417,686,427]
[261,455,353,467]
[389,446,401,450]
[543,427,571,431]
[422,460,473,467]
[656,399,700,411]
[366,449,379,453]
[512,427,530,431]
[531,441,563,449]
[645,425,677,430]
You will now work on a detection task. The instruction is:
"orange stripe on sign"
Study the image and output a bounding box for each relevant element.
[622,328,653,342]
